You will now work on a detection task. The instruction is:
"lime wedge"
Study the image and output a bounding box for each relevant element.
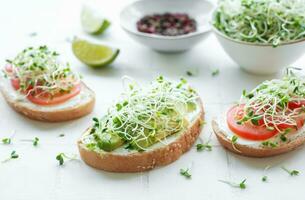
[81,6,110,35]
[72,38,119,68]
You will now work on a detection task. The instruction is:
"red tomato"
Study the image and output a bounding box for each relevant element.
[288,101,305,109]
[27,84,81,105]
[5,65,20,90]
[227,105,279,141]
[10,77,33,93]
[5,65,81,105]
[277,117,305,132]
[11,78,20,90]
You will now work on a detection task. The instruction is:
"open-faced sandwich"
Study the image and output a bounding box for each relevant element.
[0,46,95,122]
[213,70,305,157]
[78,76,204,172]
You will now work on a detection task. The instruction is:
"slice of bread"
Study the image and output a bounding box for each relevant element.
[212,120,305,157]
[0,77,95,122]
[77,101,204,172]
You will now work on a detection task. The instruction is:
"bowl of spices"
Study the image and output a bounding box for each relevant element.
[120,0,214,52]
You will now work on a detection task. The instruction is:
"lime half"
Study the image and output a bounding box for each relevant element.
[72,38,119,68]
[81,6,110,35]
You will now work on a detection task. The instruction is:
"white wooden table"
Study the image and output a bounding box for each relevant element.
[0,0,305,199]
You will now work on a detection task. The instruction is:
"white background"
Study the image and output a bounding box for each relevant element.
[0,0,305,199]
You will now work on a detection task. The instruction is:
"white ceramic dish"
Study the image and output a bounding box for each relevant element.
[212,16,305,75]
[120,0,213,53]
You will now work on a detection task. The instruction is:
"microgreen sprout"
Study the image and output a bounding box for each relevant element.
[236,70,305,134]
[281,166,300,176]
[58,134,65,137]
[1,132,15,145]
[82,76,199,152]
[1,138,11,145]
[180,168,192,179]
[219,179,247,189]
[211,69,220,77]
[262,165,270,182]
[231,135,241,152]
[20,137,40,147]
[261,141,278,148]
[214,0,305,46]
[196,139,212,152]
[186,71,193,76]
[3,46,80,98]
[2,150,19,163]
[33,137,39,146]
[56,153,78,165]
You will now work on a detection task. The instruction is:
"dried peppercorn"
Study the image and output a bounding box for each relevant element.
[137,13,197,36]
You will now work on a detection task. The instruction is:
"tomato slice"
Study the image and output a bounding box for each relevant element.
[11,78,20,90]
[288,101,305,109]
[277,117,305,132]
[5,65,20,90]
[5,65,81,105]
[27,84,81,105]
[227,105,279,141]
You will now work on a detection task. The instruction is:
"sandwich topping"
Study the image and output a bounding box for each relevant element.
[3,46,81,105]
[227,70,305,141]
[82,77,199,152]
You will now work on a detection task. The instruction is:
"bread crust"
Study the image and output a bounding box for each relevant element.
[78,103,204,172]
[212,120,305,157]
[0,82,95,122]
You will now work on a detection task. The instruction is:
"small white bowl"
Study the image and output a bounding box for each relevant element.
[212,20,305,75]
[120,0,214,53]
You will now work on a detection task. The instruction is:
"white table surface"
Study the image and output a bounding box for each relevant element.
[1,0,305,200]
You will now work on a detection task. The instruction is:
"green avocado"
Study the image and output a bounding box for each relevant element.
[97,131,124,152]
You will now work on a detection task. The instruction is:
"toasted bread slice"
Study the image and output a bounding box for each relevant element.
[212,119,305,157]
[0,76,95,122]
[77,101,204,172]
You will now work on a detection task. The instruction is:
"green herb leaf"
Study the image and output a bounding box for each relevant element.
[1,138,11,144]
[56,153,64,165]
[239,179,247,189]
[232,135,238,144]
[196,142,212,152]
[261,141,278,148]
[56,153,78,166]
[219,179,247,189]
[186,71,193,76]
[180,168,191,179]
[211,69,220,77]
[262,175,268,182]
[33,137,39,146]
[281,166,299,176]
[2,150,19,163]
[10,151,19,159]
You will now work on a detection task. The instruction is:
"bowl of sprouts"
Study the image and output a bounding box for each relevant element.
[212,0,305,75]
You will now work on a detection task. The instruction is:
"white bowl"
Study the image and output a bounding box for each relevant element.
[212,23,305,75]
[120,0,214,53]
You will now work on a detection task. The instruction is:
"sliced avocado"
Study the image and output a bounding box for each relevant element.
[131,117,189,150]
[97,131,124,152]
